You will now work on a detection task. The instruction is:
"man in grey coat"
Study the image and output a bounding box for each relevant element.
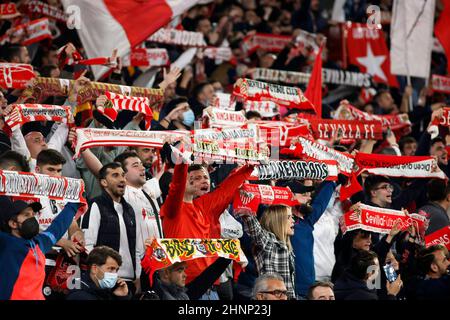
[419,179,450,235]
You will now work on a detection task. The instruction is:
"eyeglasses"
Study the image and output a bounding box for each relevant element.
[259,290,288,298]
[374,184,394,191]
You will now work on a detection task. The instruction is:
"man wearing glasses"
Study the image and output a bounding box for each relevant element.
[252,274,288,300]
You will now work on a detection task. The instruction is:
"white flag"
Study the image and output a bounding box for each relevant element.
[390,0,435,78]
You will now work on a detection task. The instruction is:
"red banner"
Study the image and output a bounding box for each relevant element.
[425,226,450,250]
[0,3,20,19]
[0,18,52,46]
[27,0,67,22]
[241,33,291,56]
[125,48,170,67]
[431,74,450,94]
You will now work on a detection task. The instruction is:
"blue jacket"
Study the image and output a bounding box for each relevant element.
[0,202,78,300]
[291,181,336,296]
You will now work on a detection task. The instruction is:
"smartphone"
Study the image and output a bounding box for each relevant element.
[383,264,398,283]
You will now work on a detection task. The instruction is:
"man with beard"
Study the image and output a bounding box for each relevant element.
[82,163,143,296]
[279,179,336,299]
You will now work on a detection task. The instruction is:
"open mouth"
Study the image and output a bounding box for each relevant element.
[200,186,209,192]
[117,183,125,190]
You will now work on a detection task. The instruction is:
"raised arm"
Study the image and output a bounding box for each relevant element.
[240,213,272,248]
[306,181,337,226]
[159,163,188,220]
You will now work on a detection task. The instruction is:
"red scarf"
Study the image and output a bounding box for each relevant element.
[104,91,152,129]
[233,183,300,213]
[0,170,87,220]
[0,18,52,46]
[0,3,20,19]
[0,63,36,89]
[147,28,207,47]
[203,108,247,128]
[425,226,450,250]
[241,33,291,56]
[123,48,170,67]
[232,78,315,111]
[308,119,383,140]
[431,74,450,94]
[340,204,427,236]
[27,0,67,22]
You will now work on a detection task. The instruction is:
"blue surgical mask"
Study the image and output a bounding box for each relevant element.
[182,109,195,127]
[97,271,118,289]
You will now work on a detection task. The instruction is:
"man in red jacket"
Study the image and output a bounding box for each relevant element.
[160,159,254,290]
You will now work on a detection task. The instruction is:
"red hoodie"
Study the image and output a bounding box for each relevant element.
[160,163,253,284]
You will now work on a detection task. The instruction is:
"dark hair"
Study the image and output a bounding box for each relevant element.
[427,179,450,202]
[417,244,448,275]
[0,150,30,172]
[98,162,122,181]
[398,136,417,153]
[349,250,378,280]
[307,281,334,300]
[374,89,390,102]
[114,151,139,173]
[245,110,262,120]
[87,246,122,270]
[188,164,207,173]
[36,149,66,167]
[431,136,445,147]
[363,175,391,197]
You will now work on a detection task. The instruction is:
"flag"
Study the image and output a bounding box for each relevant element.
[304,45,323,118]
[390,0,435,79]
[345,22,399,87]
[61,0,212,80]
[435,0,450,74]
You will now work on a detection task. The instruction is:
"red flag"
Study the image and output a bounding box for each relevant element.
[435,0,450,74]
[61,0,212,79]
[345,22,398,87]
[305,45,323,118]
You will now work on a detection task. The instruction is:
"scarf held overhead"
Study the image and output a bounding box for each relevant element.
[0,170,87,220]
[5,104,72,131]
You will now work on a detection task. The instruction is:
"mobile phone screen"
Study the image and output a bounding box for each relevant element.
[383,264,398,282]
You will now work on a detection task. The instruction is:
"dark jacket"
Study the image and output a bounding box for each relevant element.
[66,272,132,300]
[407,275,450,300]
[334,271,379,300]
[419,202,450,235]
[82,191,137,278]
[152,257,232,300]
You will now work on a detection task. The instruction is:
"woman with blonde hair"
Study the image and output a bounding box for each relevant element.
[238,205,296,299]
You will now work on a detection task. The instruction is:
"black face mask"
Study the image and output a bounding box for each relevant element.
[18,217,39,239]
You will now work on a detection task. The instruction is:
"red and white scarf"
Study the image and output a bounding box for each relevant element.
[334,103,411,131]
[256,121,311,147]
[0,18,52,46]
[233,78,315,111]
[56,44,118,69]
[148,28,207,47]
[252,68,371,88]
[5,104,72,131]
[241,33,291,55]
[431,74,450,94]
[141,238,247,287]
[243,100,279,117]
[284,137,355,175]
[193,126,259,142]
[425,226,450,250]
[104,91,152,129]
[308,119,383,140]
[340,204,427,235]
[354,152,446,179]
[203,108,247,128]
[0,63,36,89]
[0,170,87,220]
[250,159,338,181]
[73,128,188,158]
[0,3,20,19]
[233,183,300,213]
[212,92,236,110]
[123,48,170,67]
[27,0,67,22]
